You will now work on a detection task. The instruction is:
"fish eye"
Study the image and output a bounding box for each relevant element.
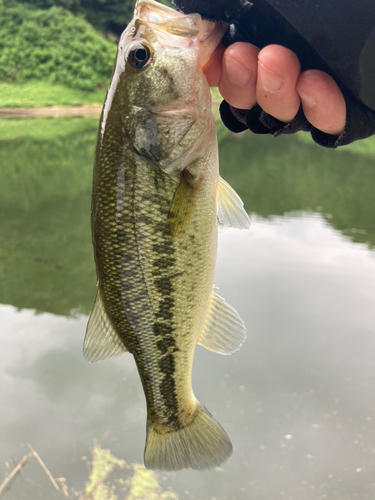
[128,43,152,69]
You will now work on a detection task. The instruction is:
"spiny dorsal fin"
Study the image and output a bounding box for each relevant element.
[217,176,250,229]
[197,291,246,355]
[167,169,201,236]
[83,290,127,362]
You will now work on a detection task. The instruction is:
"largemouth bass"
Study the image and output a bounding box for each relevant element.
[84,0,250,471]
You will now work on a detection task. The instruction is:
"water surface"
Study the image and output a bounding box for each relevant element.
[1,118,375,499]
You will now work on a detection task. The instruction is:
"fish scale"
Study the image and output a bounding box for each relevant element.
[84,0,249,471]
[95,117,218,422]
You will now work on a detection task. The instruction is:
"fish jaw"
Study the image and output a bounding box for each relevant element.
[134,0,226,66]
[121,0,223,65]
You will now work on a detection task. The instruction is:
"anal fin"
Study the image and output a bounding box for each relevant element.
[84,289,127,362]
[197,291,246,355]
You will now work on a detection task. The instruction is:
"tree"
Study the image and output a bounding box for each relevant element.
[4,0,173,35]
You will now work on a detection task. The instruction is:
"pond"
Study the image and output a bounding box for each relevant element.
[1,116,375,499]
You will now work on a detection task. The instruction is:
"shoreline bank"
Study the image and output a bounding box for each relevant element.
[0,106,102,118]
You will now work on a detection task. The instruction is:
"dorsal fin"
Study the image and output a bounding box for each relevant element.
[197,291,246,355]
[217,176,250,229]
[83,290,128,362]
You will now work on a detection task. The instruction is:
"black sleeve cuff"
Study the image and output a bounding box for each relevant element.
[220,91,375,149]
[173,0,252,23]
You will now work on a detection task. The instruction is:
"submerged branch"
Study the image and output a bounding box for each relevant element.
[0,453,32,499]
[57,476,69,497]
[27,444,60,491]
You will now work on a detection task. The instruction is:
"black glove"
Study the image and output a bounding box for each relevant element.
[173,0,375,148]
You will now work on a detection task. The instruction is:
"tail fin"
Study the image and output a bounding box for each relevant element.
[144,404,232,471]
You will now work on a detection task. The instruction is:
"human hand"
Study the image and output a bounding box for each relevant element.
[204,42,346,137]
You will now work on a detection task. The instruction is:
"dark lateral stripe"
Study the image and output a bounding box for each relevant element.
[151,210,181,423]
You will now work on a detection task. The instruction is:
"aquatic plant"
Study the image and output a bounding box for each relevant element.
[1,443,179,499]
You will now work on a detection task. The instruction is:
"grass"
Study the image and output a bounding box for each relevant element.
[0,116,98,140]
[2,81,375,163]
[0,80,107,108]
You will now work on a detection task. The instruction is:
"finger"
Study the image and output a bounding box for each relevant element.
[297,70,346,136]
[202,44,226,87]
[256,45,301,123]
[218,42,260,109]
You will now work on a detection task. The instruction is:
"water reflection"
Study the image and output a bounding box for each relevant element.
[0,117,97,316]
[1,118,375,499]
[0,118,374,316]
[220,133,375,248]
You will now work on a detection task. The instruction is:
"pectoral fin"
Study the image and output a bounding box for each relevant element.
[197,291,246,355]
[83,290,127,362]
[217,177,250,229]
[168,169,201,236]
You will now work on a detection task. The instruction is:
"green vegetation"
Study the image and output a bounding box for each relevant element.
[3,0,172,35]
[84,445,127,500]
[0,114,98,139]
[83,445,178,500]
[220,132,375,248]
[0,3,117,91]
[2,443,178,499]
[15,0,134,34]
[0,80,106,108]
[298,131,375,159]
[0,117,98,315]
[123,464,178,500]
[0,67,221,110]
[0,117,374,316]
[0,0,173,107]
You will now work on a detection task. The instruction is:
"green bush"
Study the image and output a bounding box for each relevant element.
[32,0,134,34]
[2,0,173,35]
[0,4,117,90]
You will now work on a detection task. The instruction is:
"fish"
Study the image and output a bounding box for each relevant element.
[84,0,250,471]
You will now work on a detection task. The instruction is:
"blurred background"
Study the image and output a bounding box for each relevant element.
[1,1,375,499]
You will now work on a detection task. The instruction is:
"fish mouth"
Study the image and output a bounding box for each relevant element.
[132,0,226,66]
[135,0,184,25]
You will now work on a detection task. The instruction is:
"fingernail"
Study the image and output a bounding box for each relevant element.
[259,63,283,92]
[225,56,253,86]
[298,90,317,108]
